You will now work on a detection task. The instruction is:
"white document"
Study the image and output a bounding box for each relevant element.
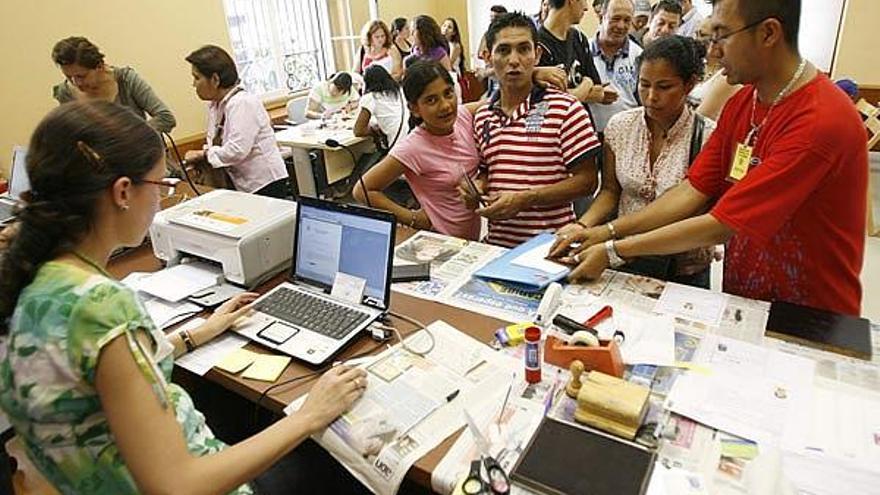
[174,318,250,376]
[612,312,676,366]
[665,335,816,445]
[655,282,727,327]
[782,379,880,473]
[285,320,517,495]
[331,272,366,304]
[509,239,567,275]
[142,298,202,329]
[138,262,221,302]
[782,450,880,495]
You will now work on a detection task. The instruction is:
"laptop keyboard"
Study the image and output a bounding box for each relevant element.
[255,287,370,340]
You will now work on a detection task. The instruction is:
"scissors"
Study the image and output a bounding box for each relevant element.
[462,410,511,495]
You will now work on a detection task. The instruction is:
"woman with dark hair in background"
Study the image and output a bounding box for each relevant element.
[354,65,409,151]
[0,100,367,494]
[390,17,412,80]
[551,36,717,288]
[306,72,360,119]
[353,60,481,240]
[51,36,176,133]
[441,17,466,76]
[183,45,289,198]
[406,15,452,72]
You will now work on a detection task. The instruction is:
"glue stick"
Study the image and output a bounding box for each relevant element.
[524,326,542,383]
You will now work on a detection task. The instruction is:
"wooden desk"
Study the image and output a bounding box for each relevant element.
[108,226,505,489]
[274,123,373,197]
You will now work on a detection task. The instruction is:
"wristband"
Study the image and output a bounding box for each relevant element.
[606,222,618,240]
[179,328,197,353]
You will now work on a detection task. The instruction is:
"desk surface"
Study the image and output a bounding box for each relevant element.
[109,227,504,488]
[275,120,367,149]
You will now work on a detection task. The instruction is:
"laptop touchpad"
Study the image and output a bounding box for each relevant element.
[259,321,299,344]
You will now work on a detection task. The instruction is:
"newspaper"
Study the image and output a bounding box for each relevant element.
[285,321,518,495]
[431,394,544,494]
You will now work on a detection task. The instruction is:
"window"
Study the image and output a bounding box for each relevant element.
[222,0,335,98]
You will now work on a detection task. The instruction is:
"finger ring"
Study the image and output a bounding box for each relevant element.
[574,253,581,263]
[354,378,362,388]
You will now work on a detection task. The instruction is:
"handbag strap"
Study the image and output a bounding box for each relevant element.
[688,112,706,166]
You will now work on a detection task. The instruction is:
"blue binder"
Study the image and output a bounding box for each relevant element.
[474,233,570,292]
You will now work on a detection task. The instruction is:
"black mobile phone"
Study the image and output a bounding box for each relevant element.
[392,263,431,283]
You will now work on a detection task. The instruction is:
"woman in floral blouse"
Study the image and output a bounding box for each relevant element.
[0,101,367,494]
[551,36,717,288]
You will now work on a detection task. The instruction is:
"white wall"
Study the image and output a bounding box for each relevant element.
[696,0,846,73]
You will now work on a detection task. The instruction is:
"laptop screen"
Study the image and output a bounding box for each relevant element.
[293,198,395,309]
[9,146,30,200]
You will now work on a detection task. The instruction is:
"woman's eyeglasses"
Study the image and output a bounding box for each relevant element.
[137,177,181,196]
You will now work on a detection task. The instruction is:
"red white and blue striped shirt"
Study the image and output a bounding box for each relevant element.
[474,87,600,247]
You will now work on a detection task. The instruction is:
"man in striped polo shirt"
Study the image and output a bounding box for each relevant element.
[467,12,602,248]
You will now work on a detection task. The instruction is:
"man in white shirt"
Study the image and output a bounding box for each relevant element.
[588,0,643,133]
[677,0,706,38]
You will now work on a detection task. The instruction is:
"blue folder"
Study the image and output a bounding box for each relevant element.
[474,233,570,292]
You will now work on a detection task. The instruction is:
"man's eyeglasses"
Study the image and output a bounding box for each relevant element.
[137,177,181,196]
[708,17,772,46]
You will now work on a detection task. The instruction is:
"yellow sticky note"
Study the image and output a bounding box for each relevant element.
[215,348,258,374]
[242,355,292,382]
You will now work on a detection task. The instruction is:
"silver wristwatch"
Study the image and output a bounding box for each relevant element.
[604,240,626,268]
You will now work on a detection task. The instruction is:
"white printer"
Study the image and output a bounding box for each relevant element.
[150,189,296,288]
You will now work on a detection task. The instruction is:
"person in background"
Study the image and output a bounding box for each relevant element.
[640,0,683,46]
[0,100,368,495]
[691,16,741,120]
[589,0,643,133]
[532,0,551,28]
[51,36,176,133]
[349,65,411,192]
[555,0,867,317]
[466,12,602,248]
[354,61,481,240]
[552,35,716,287]
[592,0,604,21]
[305,72,359,119]
[184,45,289,198]
[539,0,615,107]
[441,17,467,76]
[354,20,399,77]
[677,0,706,38]
[631,0,651,42]
[476,4,510,95]
[354,65,409,151]
[406,15,453,72]
[390,18,412,81]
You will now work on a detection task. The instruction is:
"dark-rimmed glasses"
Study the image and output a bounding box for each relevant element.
[708,17,772,46]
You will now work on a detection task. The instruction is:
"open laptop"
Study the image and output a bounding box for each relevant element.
[235,196,396,365]
[0,146,29,225]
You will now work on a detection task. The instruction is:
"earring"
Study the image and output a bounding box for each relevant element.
[120,204,130,211]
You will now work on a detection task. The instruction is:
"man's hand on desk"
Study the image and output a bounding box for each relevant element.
[194,292,259,345]
[300,365,368,432]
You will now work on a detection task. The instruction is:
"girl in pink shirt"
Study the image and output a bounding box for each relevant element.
[353,60,481,240]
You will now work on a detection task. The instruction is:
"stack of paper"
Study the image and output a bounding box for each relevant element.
[137,262,222,302]
[122,272,202,329]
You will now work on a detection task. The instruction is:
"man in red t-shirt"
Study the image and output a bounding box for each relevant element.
[550,0,867,316]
